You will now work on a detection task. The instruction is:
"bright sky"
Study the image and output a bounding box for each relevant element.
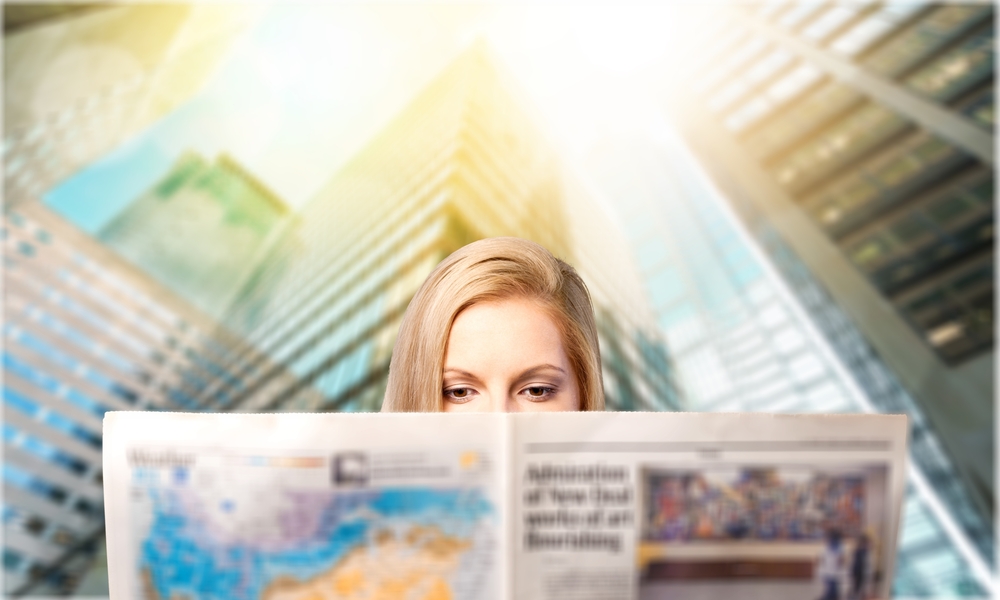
[45,3,716,231]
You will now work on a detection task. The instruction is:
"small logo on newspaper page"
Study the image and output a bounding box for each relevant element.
[332,452,369,487]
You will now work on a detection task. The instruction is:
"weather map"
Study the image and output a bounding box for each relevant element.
[131,468,497,600]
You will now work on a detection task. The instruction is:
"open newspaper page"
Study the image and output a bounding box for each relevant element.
[511,412,907,600]
[103,412,507,600]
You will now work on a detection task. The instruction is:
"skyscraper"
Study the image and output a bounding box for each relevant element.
[662,1,994,574]
[199,43,681,415]
[584,131,992,596]
[99,152,290,318]
[3,3,262,211]
[2,203,281,596]
[4,40,681,598]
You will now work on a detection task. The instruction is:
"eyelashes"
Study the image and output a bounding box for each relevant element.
[522,386,556,401]
[443,388,476,403]
[442,386,558,403]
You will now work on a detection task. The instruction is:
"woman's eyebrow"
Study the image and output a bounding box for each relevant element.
[442,368,480,380]
[515,364,567,380]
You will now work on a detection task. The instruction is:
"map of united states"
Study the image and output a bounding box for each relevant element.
[138,488,495,600]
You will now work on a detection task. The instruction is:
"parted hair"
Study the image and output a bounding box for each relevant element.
[381,237,605,412]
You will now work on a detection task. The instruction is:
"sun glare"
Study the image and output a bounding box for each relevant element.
[570,5,676,78]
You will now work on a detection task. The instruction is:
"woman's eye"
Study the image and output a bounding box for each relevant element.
[444,388,475,402]
[523,386,555,400]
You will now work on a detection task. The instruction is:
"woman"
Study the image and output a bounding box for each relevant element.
[381,237,604,412]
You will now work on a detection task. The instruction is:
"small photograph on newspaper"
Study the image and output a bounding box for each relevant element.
[126,446,499,600]
[637,463,890,600]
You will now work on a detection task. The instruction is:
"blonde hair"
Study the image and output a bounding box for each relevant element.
[382,237,605,412]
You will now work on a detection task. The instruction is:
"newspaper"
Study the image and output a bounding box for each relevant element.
[104,412,907,600]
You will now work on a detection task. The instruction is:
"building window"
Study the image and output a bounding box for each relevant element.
[3,549,23,570]
[51,527,77,547]
[3,464,68,504]
[828,3,923,57]
[3,353,59,394]
[863,5,991,76]
[806,131,962,229]
[905,29,995,102]
[742,81,860,161]
[900,258,993,362]
[19,429,90,476]
[24,515,48,536]
[73,498,100,519]
[802,5,862,42]
[958,87,994,128]
[773,103,907,188]
[111,383,139,404]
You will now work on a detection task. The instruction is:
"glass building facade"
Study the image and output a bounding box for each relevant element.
[584,131,992,596]
[3,4,260,212]
[2,42,681,597]
[203,44,682,415]
[1,203,274,596]
[98,152,290,319]
[659,1,994,595]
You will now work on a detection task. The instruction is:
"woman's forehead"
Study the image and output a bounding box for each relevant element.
[444,297,571,374]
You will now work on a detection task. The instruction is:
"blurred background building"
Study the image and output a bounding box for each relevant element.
[660,2,994,583]
[584,131,991,596]
[98,152,290,318]
[3,4,262,212]
[2,204,280,596]
[210,45,682,415]
[2,2,995,598]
